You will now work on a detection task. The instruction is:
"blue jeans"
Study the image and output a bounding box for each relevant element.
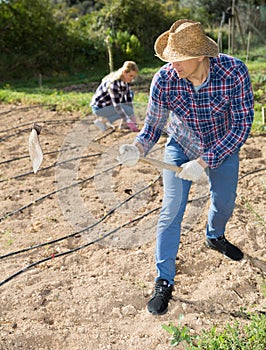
[91,104,134,123]
[155,138,239,285]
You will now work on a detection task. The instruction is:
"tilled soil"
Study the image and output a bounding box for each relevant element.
[0,104,265,350]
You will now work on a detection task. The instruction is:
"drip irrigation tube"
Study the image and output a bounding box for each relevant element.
[0,207,160,287]
[0,118,81,141]
[0,127,32,142]
[0,117,80,133]
[1,168,265,287]
[238,167,266,180]
[0,104,57,118]
[0,163,119,222]
[0,152,101,183]
[0,176,161,260]
[0,146,78,165]
[0,143,166,220]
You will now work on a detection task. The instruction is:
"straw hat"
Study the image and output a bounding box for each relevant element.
[154,19,219,62]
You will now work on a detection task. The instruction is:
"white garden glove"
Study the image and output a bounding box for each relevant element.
[117,144,140,166]
[178,159,204,182]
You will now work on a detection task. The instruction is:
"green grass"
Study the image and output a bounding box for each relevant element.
[246,61,266,74]
[0,86,93,114]
[0,62,265,132]
[163,312,266,349]
[1,229,13,247]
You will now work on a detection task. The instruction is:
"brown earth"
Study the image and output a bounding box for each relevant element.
[0,103,265,350]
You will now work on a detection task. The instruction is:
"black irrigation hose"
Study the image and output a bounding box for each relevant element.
[0,207,160,287]
[0,117,79,133]
[0,152,101,183]
[0,192,209,263]
[0,143,166,220]
[1,158,264,223]
[0,118,81,141]
[239,167,266,180]
[0,142,164,166]
[2,168,264,287]
[0,176,161,260]
[0,146,78,165]
[0,104,57,118]
[0,127,32,142]
[1,153,35,165]
[0,163,119,222]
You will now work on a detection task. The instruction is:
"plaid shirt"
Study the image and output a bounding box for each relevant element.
[90,79,133,120]
[136,54,254,169]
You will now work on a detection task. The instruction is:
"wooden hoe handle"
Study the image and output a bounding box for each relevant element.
[89,142,182,174]
[139,156,182,173]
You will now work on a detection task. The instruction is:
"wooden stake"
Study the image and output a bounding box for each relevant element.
[262,107,266,125]
[246,30,251,63]
[235,7,246,51]
[231,0,236,54]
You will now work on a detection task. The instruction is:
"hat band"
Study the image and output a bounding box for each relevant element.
[163,46,206,59]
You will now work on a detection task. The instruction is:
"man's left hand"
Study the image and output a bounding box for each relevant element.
[178,159,207,182]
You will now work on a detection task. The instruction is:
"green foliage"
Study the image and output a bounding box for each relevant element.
[2,229,13,247]
[243,199,266,228]
[0,0,190,79]
[114,31,143,65]
[162,316,197,347]
[188,0,231,25]
[0,0,97,79]
[86,0,181,68]
[163,312,266,349]
[1,0,265,80]
[93,0,170,49]
[245,61,266,133]
[0,1,69,76]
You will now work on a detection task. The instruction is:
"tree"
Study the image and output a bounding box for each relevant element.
[86,0,189,68]
[0,0,93,78]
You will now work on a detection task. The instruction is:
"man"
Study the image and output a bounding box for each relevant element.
[117,19,254,315]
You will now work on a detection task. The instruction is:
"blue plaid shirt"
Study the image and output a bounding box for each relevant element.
[90,79,133,121]
[136,54,254,168]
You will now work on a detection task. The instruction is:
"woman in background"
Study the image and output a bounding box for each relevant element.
[90,61,139,132]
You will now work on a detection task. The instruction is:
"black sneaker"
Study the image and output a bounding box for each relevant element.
[206,235,244,261]
[147,279,173,315]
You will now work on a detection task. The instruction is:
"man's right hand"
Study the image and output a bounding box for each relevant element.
[117,144,140,166]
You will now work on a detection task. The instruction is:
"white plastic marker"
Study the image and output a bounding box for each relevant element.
[89,142,182,174]
[28,123,43,173]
